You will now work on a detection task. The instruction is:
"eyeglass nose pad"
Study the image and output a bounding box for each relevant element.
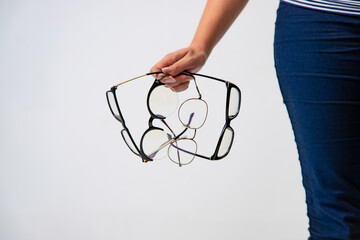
[186,112,195,127]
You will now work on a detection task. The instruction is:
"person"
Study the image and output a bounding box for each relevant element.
[150,0,360,239]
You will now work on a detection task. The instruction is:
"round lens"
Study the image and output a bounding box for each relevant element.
[218,127,234,158]
[229,87,240,118]
[141,129,172,160]
[178,99,208,129]
[168,139,197,166]
[148,85,178,118]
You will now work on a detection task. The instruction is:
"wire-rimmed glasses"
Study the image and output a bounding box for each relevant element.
[106,72,241,166]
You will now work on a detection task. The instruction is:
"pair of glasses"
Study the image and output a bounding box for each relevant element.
[106,72,241,166]
[141,72,209,166]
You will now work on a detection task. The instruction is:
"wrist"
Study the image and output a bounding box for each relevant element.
[188,43,211,62]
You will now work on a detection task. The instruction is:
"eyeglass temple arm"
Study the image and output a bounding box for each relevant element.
[113,72,163,88]
[112,71,230,89]
[165,142,212,160]
[180,72,203,99]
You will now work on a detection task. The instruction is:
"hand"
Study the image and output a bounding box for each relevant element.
[150,46,208,92]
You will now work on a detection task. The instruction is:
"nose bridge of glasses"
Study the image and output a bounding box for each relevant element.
[148,117,174,136]
[148,117,155,127]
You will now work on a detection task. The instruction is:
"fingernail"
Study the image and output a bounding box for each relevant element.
[163,77,176,83]
[162,67,172,74]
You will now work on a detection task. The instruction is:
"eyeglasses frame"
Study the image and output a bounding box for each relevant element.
[106,72,241,163]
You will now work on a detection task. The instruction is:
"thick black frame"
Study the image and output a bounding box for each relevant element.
[106,72,241,163]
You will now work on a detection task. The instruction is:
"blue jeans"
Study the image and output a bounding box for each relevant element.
[274,2,360,239]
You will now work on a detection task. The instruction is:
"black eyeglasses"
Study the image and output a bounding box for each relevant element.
[106,72,241,166]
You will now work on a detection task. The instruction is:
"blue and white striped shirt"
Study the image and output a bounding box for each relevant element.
[282,0,360,16]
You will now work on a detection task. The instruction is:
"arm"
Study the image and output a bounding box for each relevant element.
[151,0,249,92]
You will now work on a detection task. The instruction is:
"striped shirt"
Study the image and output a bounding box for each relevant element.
[281,0,360,16]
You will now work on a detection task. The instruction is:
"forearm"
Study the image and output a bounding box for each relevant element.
[151,0,249,90]
[190,0,249,56]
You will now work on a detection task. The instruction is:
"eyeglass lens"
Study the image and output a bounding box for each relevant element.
[142,128,172,160]
[178,98,208,129]
[121,129,139,156]
[107,91,122,122]
[148,85,178,118]
[228,87,240,118]
[168,139,197,166]
[218,127,234,158]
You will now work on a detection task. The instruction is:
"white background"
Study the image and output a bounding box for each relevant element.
[0,0,308,239]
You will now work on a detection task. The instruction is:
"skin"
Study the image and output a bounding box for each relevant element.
[150,0,249,92]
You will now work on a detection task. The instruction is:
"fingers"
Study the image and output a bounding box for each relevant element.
[161,74,191,85]
[161,75,192,92]
[162,56,191,76]
[150,47,207,77]
[165,81,190,92]
[150,48,189,75]
[150,46,208,92]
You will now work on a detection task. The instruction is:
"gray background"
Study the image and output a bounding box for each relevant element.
[0,0,308,239]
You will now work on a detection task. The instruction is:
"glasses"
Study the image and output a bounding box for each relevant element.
[106,72,241,166]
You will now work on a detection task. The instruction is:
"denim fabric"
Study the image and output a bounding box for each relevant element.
[274,2,360,239]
